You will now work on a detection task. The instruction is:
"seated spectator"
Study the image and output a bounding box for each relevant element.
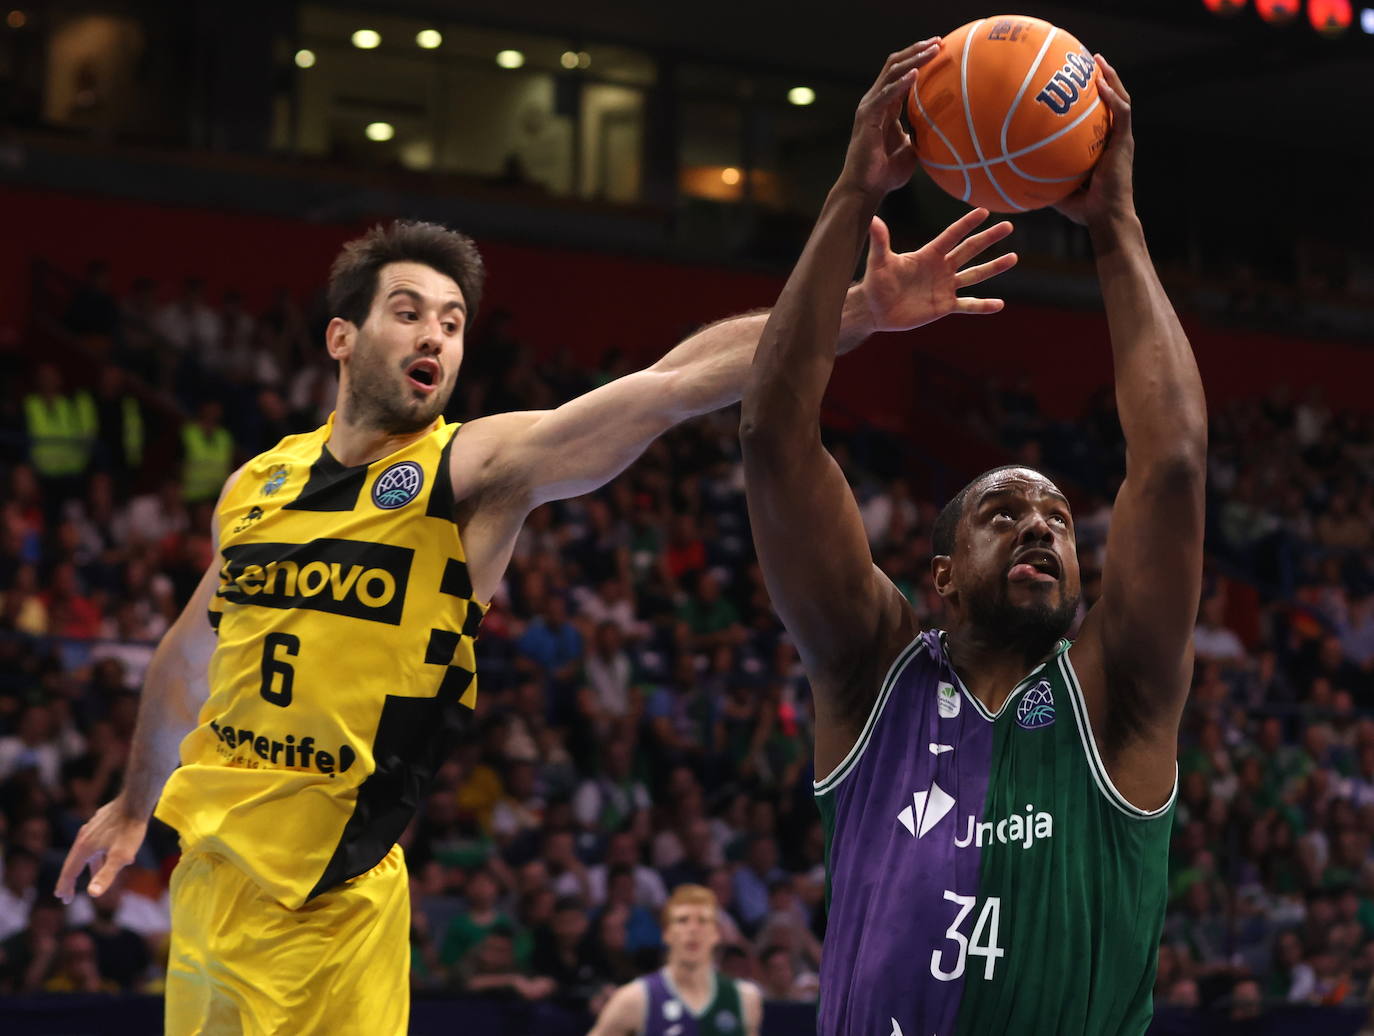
[0,895,65,993]
[0,847,40,941]
[530,895,601,1008]
[439,867,524,976]
[43,929,118,993]
[0,704,66,792]
[732,835,787,937]
[572,737,650,837]
[587,830,666,912]
[1193,595,1246,666]
[577,622,635,739]
[455,925,554,1001]
[78,876,151,991]
[757,943,817,1003]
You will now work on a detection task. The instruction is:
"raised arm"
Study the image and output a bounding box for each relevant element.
[1067,59,1207,799]
[56,469,239,902]
[454,180,1015,603]
[739,40,1016,777]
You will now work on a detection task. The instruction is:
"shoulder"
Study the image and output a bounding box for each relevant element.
[450,411,542,505]
[600,978,649,1030]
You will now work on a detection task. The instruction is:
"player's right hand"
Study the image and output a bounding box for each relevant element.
[55,797,149,903]
[839,38,941,199]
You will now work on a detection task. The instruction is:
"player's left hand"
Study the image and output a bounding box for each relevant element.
[847,208,1017,346]
[1054,54,1135,227]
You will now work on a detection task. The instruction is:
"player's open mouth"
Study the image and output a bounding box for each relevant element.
[1008,548,1060,584]
[405,358,440,393]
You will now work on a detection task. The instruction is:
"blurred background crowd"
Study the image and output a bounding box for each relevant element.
[3,265,1374,1030]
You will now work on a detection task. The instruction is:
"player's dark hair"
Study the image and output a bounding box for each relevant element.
[328,220,485,328]
[932,465,1048,557]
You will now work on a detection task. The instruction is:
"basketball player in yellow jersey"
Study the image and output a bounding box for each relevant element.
[55,142,1013,1030]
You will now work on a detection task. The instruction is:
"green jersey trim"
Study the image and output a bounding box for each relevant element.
[813,636,927,796]
[1059,649,1179,820]
[944,635,1070,723]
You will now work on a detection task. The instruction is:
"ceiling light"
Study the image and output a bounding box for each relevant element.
[6,9,25,28]
[351,29,381,49]
[561,50,579,69]
[365,122,395,142]
[495,49,525,69]
[577,51,591,68]
[1362,6,1374,30]
[721,167,742,186]
[788,86,816,106]
[416,29,442,49]
[294,49,316,69]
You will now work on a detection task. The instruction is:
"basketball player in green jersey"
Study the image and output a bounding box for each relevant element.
[742,43,1206,1035]
[588,885,762,1036]
[55,48,1017,1030]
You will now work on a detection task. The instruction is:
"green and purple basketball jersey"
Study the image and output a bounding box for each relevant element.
[814,630,1175,1036]
[642,968,745,1036]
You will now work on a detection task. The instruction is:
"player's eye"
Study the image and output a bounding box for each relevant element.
[1050,513,1068,526]
[399,310,418,321]
[442,322,458,335]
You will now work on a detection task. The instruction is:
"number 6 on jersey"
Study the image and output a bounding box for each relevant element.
[259,632,300,707]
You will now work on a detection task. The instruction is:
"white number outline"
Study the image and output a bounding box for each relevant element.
[929,891,1004,982]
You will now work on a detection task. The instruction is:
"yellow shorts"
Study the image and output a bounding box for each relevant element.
[165,843,410,1036]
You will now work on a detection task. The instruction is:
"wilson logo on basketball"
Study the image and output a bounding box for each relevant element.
[1034,51,1097,116]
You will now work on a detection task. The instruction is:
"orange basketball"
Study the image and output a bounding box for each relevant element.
[908,15,1111,212]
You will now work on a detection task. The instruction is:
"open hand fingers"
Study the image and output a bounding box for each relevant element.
[946,218,1015,269]
[88,848,131,898]
[953,296,1006,316]
[56,838,95,903]
[868,216,893,260]
[955,252,1019,290]
[867,39,940,105]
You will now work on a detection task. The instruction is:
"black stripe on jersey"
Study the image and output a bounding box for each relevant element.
[425,426,458,520]
[462,601,485,637]
[308,664,476,901]
[425,628,461,665]
[439,557,473,600]
[282,446,367,512]
[207,609,222,632]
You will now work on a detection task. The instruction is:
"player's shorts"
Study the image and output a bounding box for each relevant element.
[165,842,409,1036]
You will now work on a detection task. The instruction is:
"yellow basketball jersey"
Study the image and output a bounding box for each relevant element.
[155,413,484,909]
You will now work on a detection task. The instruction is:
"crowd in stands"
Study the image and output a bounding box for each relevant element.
[2,266,1374,1027]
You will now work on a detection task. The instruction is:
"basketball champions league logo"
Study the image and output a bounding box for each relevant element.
[372,461,424,509]
[1016,680,1056,729]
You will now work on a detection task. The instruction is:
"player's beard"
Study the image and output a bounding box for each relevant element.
[965,579,1079,667]
[344,336,450,434]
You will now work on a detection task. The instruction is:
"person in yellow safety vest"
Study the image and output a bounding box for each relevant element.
[181,400,235,505]
[24,363,96,480]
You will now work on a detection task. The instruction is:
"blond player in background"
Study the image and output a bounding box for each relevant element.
[590,885,762,1036]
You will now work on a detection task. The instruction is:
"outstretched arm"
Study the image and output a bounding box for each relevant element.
[56,469,240,902]
[739,39,1015,777]
[456,205,1013,514]
[1068,58,1206,800]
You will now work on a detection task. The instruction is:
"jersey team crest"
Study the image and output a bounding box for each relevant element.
[373,461,424,509]
[1016,679,1055,729]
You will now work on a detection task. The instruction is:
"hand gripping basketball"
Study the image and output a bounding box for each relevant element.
[1053,55,1134,227]
[839,38,943,198]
